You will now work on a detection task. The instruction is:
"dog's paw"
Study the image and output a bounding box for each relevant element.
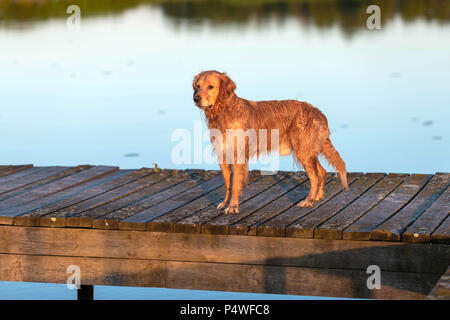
[217,201,228,210]
[314,194,324,202]
[224,205,239,214]
[297,199,315,208]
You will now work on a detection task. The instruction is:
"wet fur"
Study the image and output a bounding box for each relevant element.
[193,70,348,214]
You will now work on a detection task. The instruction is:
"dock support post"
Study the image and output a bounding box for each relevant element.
[77,285,94,300]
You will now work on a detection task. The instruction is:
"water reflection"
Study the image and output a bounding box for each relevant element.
[0,0,449,174]
[1,0,449,34]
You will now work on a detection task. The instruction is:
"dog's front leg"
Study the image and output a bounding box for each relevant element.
[224,163,248,214]
[217,163,232,210]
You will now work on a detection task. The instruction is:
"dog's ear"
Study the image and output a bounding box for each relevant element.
[217,72,236,103]
[192,73,201,90]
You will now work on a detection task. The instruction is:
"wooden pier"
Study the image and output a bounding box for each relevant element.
[0,164,448,299]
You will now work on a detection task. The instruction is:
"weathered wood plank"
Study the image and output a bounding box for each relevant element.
[0,166,118,225]
[38,169,165,228]
[147,171,262,233]
[0,254,166,288]
[0,165,91,202]
[431,215,450,244]
[1,226,448,274]
[229,172,311,236]
[403,186,450,242]
[342,174,432,241]
[12,170,129,227]
[0,166,42,185]
[172,173,285,234]
[0,166,13,174]
[0,165,33,178]
[286,173,385,239]
[0,253,437,299]
[0,167,448,245]
[118,172,224,231]
[315,173,407,240]
[92,170,218,230]
[371,173,450,241]
[64,170,178,228]
[0,166,70,195]
[201,174,302,235]
[165,261,437,299]
[256,173,363,237]
[427,266,450,299]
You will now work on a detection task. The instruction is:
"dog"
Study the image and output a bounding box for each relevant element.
[193,70,348,214]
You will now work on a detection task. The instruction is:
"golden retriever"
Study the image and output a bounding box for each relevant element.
[193,70,348,214]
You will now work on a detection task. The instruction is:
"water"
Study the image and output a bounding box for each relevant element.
[0,0,449,299]
[1,281,351,300]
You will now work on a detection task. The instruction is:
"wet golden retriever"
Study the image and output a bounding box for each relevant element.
[193,70,348,214]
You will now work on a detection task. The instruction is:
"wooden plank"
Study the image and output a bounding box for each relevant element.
[343,174,433,241]
[431,215,450,244]
[172,173,285,234]
[256,173,363,237]
[315,173,407,240]
[0,166,42,184]
[371,173,450,241]
[88,171,199,230]
[0,253,437,299]
[0,254,166,288]
[0,165,91,201]
[119,172,224,231]
[201,174,302,235]
[286,173,385,239]
[0,166,71,195]
[92,170,218,230]
[38,169,167,228]
[13,169,151,227]
[165,261,436,299]
[0,167,16,178]
[0,166,118,225]
[1,226,448,274]
[0,166,13,174]
[427,266,450,299]
[228,172,311,236]
[64,170,180,228]
[147,171,263,233]
[0,165,33,178]
[403,186,450,242]
[12,170,129,227]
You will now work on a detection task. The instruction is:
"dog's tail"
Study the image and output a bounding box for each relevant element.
[321,138,348,191]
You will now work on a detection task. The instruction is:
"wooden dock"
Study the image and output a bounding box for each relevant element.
[0,164,448,299]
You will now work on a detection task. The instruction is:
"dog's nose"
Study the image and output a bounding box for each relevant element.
[193,95,201,103]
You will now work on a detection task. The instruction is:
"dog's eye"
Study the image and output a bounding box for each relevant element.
[208,85,214,89]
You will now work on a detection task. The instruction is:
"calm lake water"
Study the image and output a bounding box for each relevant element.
[0,0,449,299]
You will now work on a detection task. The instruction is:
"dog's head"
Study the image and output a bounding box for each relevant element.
[192,70,236,110]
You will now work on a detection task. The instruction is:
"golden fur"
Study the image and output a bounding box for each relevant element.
[193,70,348,214]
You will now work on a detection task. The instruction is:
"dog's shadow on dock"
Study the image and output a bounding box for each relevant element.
[260,245,447,299]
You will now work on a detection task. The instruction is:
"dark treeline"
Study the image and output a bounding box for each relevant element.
[1,0,449,33]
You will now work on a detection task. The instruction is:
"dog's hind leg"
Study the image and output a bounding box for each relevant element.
[315,158,327,201]
[296,153,320,207]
